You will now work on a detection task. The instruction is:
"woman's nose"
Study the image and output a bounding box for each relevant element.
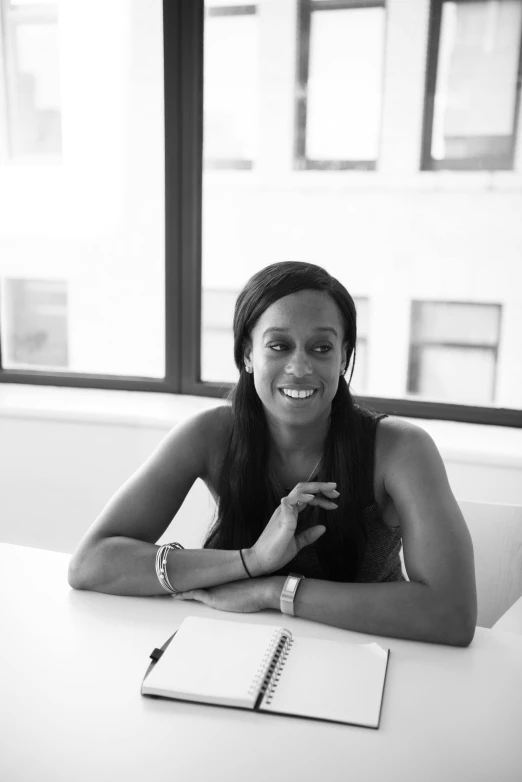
[285,350,313,377]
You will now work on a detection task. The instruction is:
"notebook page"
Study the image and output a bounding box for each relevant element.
[142,616,285,709]
[259,636,389,728]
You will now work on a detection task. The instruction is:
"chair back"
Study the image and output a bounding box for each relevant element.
[458,500,522,628]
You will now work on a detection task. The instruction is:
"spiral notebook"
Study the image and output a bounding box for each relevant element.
[141,616,390,728]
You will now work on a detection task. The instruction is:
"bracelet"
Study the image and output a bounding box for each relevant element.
[155,542,184,595]
[239,549,253,578]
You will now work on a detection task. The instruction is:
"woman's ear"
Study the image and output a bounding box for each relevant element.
[243,340,253,373]
[340,342,349,376]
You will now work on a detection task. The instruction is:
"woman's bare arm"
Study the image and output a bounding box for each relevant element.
[68,406,251,595]
[184,419,477,646]
[262,420,477,645]
[68,405,336,596]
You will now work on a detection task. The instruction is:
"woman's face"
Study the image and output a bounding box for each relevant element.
[244,289,348,427]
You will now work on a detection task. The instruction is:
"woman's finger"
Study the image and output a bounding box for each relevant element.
[284,493,338,510]
[294,481,338,492]
[296,525,326,549]
[173,589,207,602]
[282,492,315,509]
[304,497,338,510]
[320,488,340,499]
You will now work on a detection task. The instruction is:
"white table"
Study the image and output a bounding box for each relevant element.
[494,595,522,634]
[1,543,521,782]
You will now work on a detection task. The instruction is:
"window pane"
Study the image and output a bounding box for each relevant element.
[0,1,165,378]
[408,301,501,404]
[350,338,367,395]
[410,344,496,404]
[306,7,385,161]
[10,21,62,158]
[411,301,501,346]
[1,278,68,368]
[432,0,522,165]
[201,327,237,383]
[203,10,259,165]
[355,297,369,340]
[348,298,369,393]
[201,288,237,382]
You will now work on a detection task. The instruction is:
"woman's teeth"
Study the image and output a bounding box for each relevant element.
[281,388,314,399]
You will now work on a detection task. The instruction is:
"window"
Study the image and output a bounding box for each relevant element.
[408,302,502,405]
[203,2,259,169]
[295,0,386,170]
[2,0,521,429]
[0,0,62,162]
[0,0,167,388]
[423,0,522,170]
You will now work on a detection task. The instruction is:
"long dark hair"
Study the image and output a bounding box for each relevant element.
[204,261,373,580]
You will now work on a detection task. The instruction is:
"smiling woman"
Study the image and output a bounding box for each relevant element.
[68,261,477,647]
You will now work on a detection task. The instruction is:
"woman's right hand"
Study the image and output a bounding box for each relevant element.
[245,482,340,576]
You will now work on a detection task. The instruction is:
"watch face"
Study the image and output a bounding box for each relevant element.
[286,576,299,591]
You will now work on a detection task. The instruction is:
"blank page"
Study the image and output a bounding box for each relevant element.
[259,636,389,728]
[142,616,285,709]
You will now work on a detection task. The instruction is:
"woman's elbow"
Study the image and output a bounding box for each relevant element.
[68,553,89,590]
[451,619,476,647]
[67,544,103,591]
[448,599,477,647]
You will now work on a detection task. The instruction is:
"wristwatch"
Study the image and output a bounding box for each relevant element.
[280,573,305,616]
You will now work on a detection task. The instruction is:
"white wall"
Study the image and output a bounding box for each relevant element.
[0,415,217,554]
[0,386,520,555]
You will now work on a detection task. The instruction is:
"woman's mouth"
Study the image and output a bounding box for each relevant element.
[279,387,317,401]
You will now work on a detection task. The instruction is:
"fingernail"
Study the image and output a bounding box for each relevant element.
[326,482,337,486]
[332,490,340,496]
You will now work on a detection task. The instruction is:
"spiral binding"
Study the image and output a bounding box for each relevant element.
[261,634,294,705]
[247,628,287,699]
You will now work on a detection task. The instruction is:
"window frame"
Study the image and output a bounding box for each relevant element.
[421,0,522,172]
[294,0,386,171]
[0,0,521,427]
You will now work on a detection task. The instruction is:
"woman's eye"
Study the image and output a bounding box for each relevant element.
[314,344,332,353]
[267,343,287,352]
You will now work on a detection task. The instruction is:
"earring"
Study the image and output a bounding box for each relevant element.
[245,365,252,374]
[340,367,346,376]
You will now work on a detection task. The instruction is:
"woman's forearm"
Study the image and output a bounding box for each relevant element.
[68,536,253,596]
[266,576,475,647]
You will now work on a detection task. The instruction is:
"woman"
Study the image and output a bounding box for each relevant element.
[68,262,477,645]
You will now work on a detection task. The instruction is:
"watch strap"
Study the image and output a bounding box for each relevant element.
[280,573,305,616]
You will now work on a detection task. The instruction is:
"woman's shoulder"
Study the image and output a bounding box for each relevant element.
[376,415,436,450]
[179,404,232,449]
[158,404,232,477]
[368,415,439,515]
[375,416,440,482]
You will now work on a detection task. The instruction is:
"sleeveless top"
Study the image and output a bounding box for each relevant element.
[275,410,405,583]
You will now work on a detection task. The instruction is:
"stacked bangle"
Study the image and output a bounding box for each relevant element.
[155,542,184,595]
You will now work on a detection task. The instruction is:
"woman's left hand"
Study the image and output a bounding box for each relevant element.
[172,578,273,613]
